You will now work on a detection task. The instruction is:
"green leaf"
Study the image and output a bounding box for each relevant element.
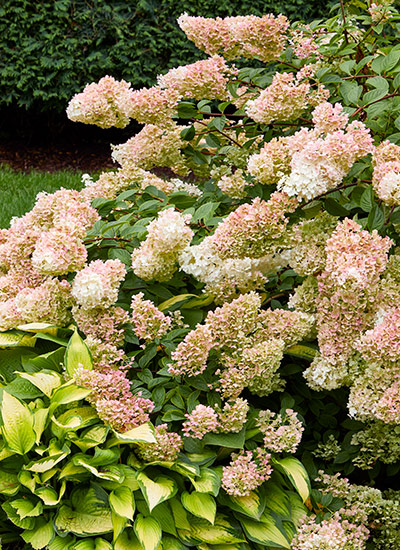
[181,491,216,524]
[285,344,317,361]
[10,498,42,519]
[273,457,311,502]
[1,391,36,454]
[368,204,385,230]
[137,471,178,512]
[134,515,162,550]
[360,186,374,212]
[203,427,245,449]
[21,518,55,549]
[241,515,290,548]
[2,501,36,529]
[64,329,93,377]
[323,198,350,217]
[109,487,135,520]
[190,468,221,496]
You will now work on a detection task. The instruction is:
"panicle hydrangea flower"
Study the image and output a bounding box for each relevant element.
[245,73,310,124]
[74,367,132,404]
[221,449,273,497]
[14,278,73,326]
[277,120,373,201]
[312,101,349,134]
[179,236,283,304]
[257,409,304,453]
[135,424,183,463]
[112,123,189,176]
[75,367,154,433]
[288,276,319,315]
[217,398,249,433]
[127,86,180,127]
[374,380,400,424]
[95,393,154,433]
[288,212,338,276]
[218,338,285,399]
[72,305,129,347]
[247,136,292,186]
[31,228,88,276]
[351,420,400,468]
[130,292,172,342]
[372,140,400,206]
[258,308,315,347]
[356,307,400,365]
[291,511,369,550]
[0,298,23,331]
[72,259,126,309]
[157,55,234,101]
[131,208,193,282]
[312,219,392,384]
[177,13,289,62]
[66,76,134,129]
[85,336,125,371]
[216,169,250,199]
[182,404,220,439]
[210,193,298,259]
[290,26,321,59]
[169,324,214,376]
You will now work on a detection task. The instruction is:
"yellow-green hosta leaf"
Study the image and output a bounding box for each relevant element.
[35,481,66,506]
[115,529,142,550]
[240,515,290,548]
[48,535,75,550]
[111,422,156,444]
[158,293,199,311]
[51,382,92,408]
[10,498,42,519]
[1,391,36,454]
[64,330,93,377]
[0,469,20,495]
[190,468,221,496]
[109,487,135,520]
[162,535,187,550]
[134,514,162,550]
[169,498,191,530]
[262,482,290,517]
[137,471,178,512]
[181,491,216,524]
[273,457,311,503]
[112,512,127,543]
[33,407,49,444]
[288,493,308,526]
[19,371,62,397]
[25,448,70,473]
[189,515,244,545]
[55,505,113,536]
[2,501,36,529]
[0,331,36,348]
[219,490,265,519]
[21,518,55,549]
[17,323,58,334]
[52,406,98,437]
[285,344,317,361]
[149,501,177,536]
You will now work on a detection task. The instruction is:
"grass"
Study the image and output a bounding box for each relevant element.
[0,165,84,228]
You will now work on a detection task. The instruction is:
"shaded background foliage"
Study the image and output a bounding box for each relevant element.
[0,0,333,143]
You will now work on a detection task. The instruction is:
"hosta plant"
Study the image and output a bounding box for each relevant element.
[1,0,400,549]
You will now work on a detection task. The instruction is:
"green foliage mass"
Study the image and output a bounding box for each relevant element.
[0,0,331,113]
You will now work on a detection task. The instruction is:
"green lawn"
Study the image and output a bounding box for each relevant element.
[0,165,84,228]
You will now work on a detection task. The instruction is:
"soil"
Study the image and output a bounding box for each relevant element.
[0,140,116,173]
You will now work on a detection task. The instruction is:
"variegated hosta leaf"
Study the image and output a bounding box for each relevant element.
[64,329,93,377]
[109,486,135,520]
[21,518,54,550]
[190,468,221,496]
[136,471,178,512]
[111,422,156,444]
[273,457,311,503]
[1,391,36,455]
[134,514,162,550]
[181,491,216,524]
[218,489,265,519]
[188,515,245,545]
[240,514,290,549]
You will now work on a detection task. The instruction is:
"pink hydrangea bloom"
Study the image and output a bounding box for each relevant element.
[66,75,134,129]
[372,140,400,206]
[72,259,126,309]
[257,409,304,453]
[31,228,88,276]
[222,449,273,496]
[170,324,213,376]
[182,404,220,439]
[245,73,310,124]
[72,305,129,347]
[136,424,183,462]
[178,13,289,62]
[127,86,180,127]
[130,292,172,342]
[217,398,249,433]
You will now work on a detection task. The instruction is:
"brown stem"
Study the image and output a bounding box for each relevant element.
[385,204,396,225]
[193,119,243,148]
[351,92,400,118]
[264,292,288,306]
[302,182,359,206]
[340,0,349,43]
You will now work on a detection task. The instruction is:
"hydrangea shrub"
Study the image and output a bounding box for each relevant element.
[1,1,400,549]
